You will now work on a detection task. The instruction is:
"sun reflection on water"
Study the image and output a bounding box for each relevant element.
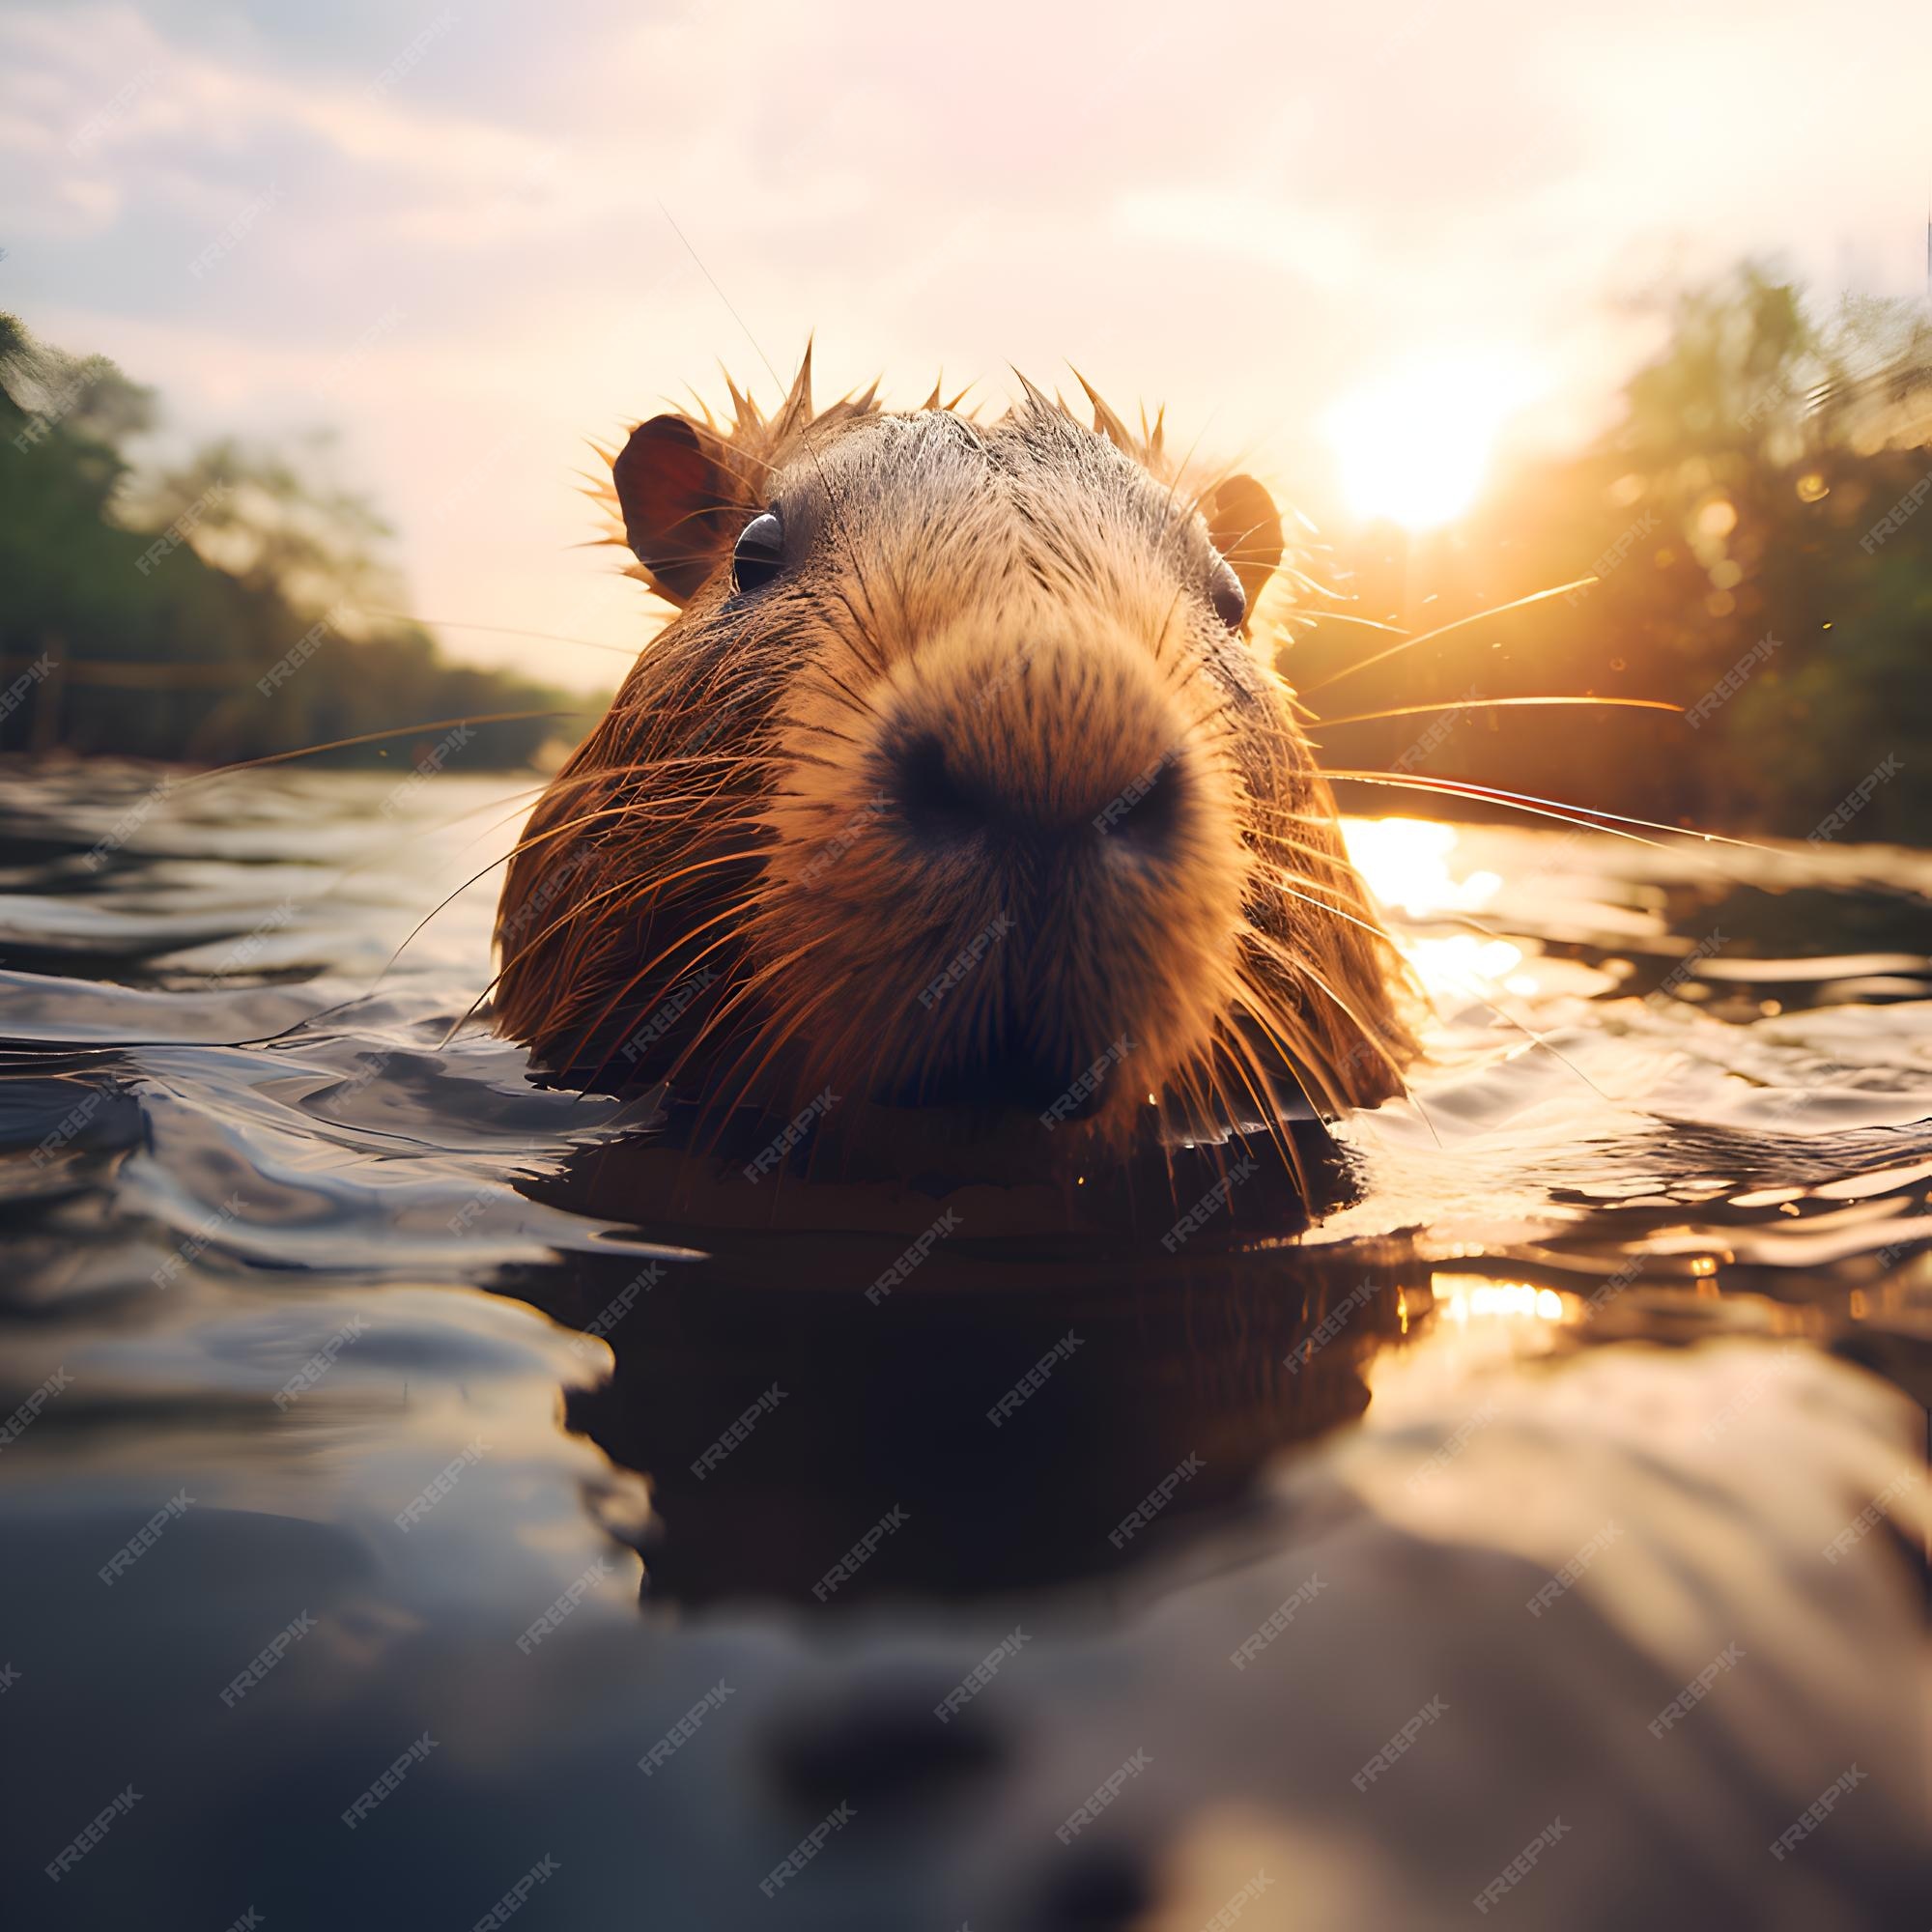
[1341,817,1501,919]
[1339,817,1541,999]
[1431,1272,1569,1322]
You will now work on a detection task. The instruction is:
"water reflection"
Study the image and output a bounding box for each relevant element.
[511,1130,1400,1605]
[1341,815,1505,921]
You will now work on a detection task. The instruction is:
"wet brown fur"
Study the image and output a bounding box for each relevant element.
[494,355,1415,1157]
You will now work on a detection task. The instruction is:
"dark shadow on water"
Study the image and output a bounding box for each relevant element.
[502,1113,1400,1607]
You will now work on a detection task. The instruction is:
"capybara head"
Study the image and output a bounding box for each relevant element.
[494,356,1412,1154]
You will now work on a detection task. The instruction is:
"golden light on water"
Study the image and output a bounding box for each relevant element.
[1323,351,1544,529]
[1339,819,1542,1000]
[1432,1273,1568,1323]
[1341,818,1502,919]
[1406,933,1530,1000]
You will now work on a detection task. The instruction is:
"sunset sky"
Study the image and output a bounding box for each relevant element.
[3,0,1927,690]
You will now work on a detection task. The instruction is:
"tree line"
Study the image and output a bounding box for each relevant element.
[0,313,588,768]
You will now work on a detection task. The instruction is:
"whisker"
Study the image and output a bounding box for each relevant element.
[1313,696,1682,728]
[355,611,639,656]
[1232,971,1342,1120]
[1299,579,1599,698]
[1321,770,1790,858]
[439,852,767,1052]
[171,711,589,787]
[1240,930,1435,1140]
[685,976,849,1157]
[1212,1022,1307,1192]
[664,935,817,1078]
[1289,606,1404,633]
[554,892,762,1080]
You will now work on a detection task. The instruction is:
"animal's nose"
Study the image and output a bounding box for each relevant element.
[870,626,1197,861]
[757,623,1243,1126]
[883,725,1189,860]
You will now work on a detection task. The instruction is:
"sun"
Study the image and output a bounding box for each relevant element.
[1323,349,1544,530]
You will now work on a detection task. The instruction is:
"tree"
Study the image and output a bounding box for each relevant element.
[0,313,586,768]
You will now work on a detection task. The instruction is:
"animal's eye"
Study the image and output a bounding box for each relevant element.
[1208,556,1246,630]
[732,510,784,593]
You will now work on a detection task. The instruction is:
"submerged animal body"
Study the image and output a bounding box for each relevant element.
[494,358,1412,1158]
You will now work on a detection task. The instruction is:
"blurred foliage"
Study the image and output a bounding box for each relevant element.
[0,314,588,768]
[1293,263,1932,844]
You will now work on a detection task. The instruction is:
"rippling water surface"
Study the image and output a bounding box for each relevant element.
[1,760,1926,1930]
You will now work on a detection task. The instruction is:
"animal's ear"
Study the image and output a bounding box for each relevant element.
[611,413,743,604]
[1203,473,1285,617]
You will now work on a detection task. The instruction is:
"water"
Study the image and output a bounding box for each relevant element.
[1,760,1926,1929]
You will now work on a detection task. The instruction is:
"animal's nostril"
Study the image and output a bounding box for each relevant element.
[891,730,996,844]
[890,724,1191,856]
[1101,756,1185,851]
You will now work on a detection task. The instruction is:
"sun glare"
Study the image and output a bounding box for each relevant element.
[1340,818,1501,920]
[1324,351,1543,529]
